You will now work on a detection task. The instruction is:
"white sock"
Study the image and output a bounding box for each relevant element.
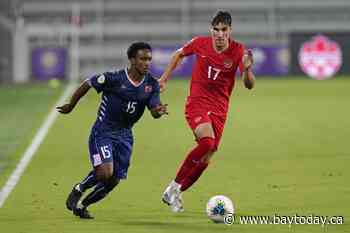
[170,180,181,190]
[75,184,82,192]
[76,201,85,209]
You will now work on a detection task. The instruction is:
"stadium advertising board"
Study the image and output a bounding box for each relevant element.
[249,45,289,76]
[31,47,67,80]
[290,32,349,79]
[150,45,288,78]
[150,46,195,78]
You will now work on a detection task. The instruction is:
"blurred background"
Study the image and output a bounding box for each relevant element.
[1,0,350,83]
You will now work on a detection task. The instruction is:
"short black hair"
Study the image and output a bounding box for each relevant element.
[127,42,152,59]
[211,11,232,26]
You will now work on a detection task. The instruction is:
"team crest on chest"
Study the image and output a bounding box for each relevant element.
[144,85,152,93]
[223,58,233,68]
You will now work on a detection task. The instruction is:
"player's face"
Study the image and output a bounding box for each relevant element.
[132,49,152,75]
[210,22,231,50]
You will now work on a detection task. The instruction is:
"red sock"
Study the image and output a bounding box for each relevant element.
[180,162,208,191]
[174,137,215,184]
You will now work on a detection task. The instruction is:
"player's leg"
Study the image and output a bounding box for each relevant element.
[66,170,97,211]
[163,112,216,211]
[73,135,115,219]
[81,174,119,208]
[74,131,133,219]
[66,132,99,211]
[174,123,216,212]
[176,122,215,182]
[180,115,225,192]
[73,163,115,219]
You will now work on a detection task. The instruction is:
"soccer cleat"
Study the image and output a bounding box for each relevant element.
[162,182,184,213]
[66,184,83,211]
[171,193,184,213]
[73,207,94,219]
[162,187,172,205]
[162,184,177,206]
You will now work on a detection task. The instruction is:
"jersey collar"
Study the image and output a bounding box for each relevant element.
[211,38,232,54]
[124,68,146,87]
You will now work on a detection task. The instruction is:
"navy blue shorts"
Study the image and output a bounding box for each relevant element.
[88,127,133,179]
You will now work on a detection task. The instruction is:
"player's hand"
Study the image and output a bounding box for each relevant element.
[152,104,168,117]
[155,103,168,115]
[56,103,74,114]
[158,78,167,93]
[243,49,254,70]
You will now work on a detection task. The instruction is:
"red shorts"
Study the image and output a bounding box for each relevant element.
[185,100,227,150]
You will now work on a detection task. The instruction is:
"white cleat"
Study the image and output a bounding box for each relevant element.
[162,185,175,206]
[171,193,184,213]
[162,181,178,206]
[162,181,184,212]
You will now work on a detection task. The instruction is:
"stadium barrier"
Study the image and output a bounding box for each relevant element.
[150,45,289,78]
[29,44,290,81]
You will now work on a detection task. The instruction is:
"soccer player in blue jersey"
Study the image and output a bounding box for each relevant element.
[57,42,168,219]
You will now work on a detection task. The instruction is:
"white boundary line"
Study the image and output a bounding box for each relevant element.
[0,83,76,208]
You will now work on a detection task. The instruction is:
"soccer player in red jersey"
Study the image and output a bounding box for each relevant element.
[160,11,255,212]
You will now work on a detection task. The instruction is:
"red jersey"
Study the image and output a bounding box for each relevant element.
[181,36,245,116]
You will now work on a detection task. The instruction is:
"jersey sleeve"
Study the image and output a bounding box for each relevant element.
[238,44,246,75]
[88,71,118,93]
[147,80,161,110]
[180,37,200,56]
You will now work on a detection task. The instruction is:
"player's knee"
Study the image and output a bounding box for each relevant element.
[199,137,216,154]
[96,172,110,182]
[95,164,113,182]
[201,151,215,163]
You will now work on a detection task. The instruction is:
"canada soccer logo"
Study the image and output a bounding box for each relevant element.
[223,58,233,69]
[299,35,342,80]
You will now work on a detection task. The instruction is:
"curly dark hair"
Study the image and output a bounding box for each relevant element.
[127,42,152,59]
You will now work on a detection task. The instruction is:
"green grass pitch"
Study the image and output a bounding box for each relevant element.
[0,77,349,233]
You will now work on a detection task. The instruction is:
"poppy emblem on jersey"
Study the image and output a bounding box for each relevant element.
[223,58,233,68]
[145,85,152,93]
[97,75,105,84]
[194,116,202,123]
[299,35,342,80]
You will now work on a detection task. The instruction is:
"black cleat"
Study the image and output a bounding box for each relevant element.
[66,184,83,211]
[73,207,94,219]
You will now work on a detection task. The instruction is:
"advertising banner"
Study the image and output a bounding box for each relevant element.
[290,32,350,79]
[150,45,289,78]
[249,45,289,76]
[31,47,67,80]
[150,46,194,78]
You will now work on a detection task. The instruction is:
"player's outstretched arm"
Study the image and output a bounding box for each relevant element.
[56,80,91,114]
[159,50,185,92]
[150,104,168,119]
[242,50,255,90]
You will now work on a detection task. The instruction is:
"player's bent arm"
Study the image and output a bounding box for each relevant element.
[69,80,91,106]
[242,68,255,90]
[56,80,91,114]
[160,49,185,83]
[150,104,168,119]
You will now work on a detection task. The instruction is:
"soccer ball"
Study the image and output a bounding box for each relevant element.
[206,195,234,223]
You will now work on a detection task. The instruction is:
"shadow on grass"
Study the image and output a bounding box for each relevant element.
[118,219,233,231]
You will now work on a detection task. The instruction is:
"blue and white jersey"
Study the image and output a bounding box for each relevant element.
[88,68,161,130]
